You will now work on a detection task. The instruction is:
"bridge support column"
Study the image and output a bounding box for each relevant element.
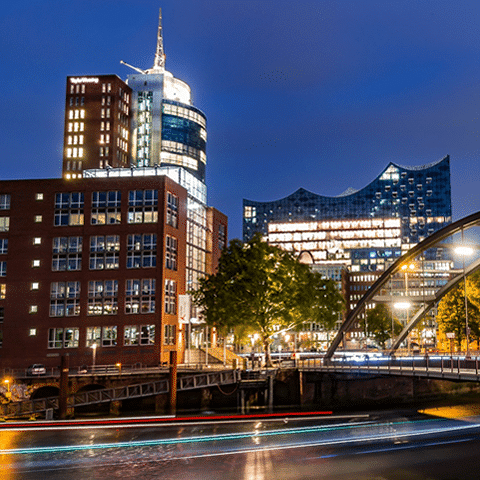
[299,371,304,406]
[265,373,275,412]
[110,400,122,416]
[239,389,246,415]
[412,377,419,402]
[59,354,70,420]
[155,394,168,414]
[169,351,178,415]
[201,388,212,411]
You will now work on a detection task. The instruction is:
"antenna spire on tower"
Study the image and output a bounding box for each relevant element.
[153,8,166,71]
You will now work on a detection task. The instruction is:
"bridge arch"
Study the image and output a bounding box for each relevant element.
[325,211,480,359]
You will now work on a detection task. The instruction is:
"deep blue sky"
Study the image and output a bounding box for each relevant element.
[1,0,480,240]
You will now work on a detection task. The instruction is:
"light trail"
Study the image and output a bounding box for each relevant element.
[0,410,336,431]
[2,416,479,456]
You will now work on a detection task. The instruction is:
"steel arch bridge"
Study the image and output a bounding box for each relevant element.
[325,211,480,360]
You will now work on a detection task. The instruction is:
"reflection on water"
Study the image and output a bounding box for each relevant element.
[243,449,273,480]
[420,403,480,420]
[0,430,19,480]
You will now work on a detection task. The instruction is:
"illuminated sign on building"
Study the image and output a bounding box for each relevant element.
[70,77,100,84]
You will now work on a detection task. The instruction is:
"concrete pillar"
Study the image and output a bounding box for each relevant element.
[299,371,304,405]
[110,400,122,416]
[169,350,178,415]
[268,374,274,412]
[201,388,212,410]
[240,389,246,415]
[155,394,168,414]
[59,354,70,420]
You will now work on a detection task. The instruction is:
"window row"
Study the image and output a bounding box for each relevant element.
[48,324,165,349]
[49,234,168,271]
[45,278,173,317]
[53,190,178,226]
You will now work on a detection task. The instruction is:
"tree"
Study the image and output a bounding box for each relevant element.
[192,234,344,366]
[360,304,403,350]
[437,272,480,350]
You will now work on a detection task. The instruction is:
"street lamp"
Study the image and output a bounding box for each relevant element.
[3,378,11,400]
[455,238,474,358]
[394,301,412,353]
[400,262,415,353]
[91,343,97,367]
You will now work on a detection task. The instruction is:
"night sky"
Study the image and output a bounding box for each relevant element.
[1,0,480,240]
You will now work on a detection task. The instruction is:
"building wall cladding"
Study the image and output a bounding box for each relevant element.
[243,156,452,246]
[0,175,187,369]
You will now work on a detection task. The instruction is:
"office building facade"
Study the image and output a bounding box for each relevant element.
[0,175,189,368]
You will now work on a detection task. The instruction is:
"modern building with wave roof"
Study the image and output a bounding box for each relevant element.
[243,155,451,271]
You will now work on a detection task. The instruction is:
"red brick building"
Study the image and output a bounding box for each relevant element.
[0,174,192,368]
[63,75,132,177]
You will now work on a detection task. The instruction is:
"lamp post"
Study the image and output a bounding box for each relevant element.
[455,232,474,358]
[3,378,11,401]
[394,301,412,353]
[91,343,97,367]
[400,263,415,353]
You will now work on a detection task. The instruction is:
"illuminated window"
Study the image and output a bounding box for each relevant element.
[102,326,117,346]
[29,306,38,314]
[86,327,101,347]
[164,280,176,315]
[52,236,82,271]
[35,215,42,223]
[0,285,5,299]
[54,192,84,226]
[140,325,155,345]
[125,279,156,314]
[32,259,40,268]
[89,235,120,270]
[29,329,36,336]
[164,324,176,345]
[128,190,158,224]
[33,237,42,245]
[127,234,156,269]
[166,236,177,270]
[48,327,79,348]
[0,217,10,232]
[31,282,39,290]
[124,325,139,345]
[91,191,121,225]
[0,195,10,210]
[0,239,7,255]
[88,280,118,316]
[166,192,178,228]
[50,281,81,317]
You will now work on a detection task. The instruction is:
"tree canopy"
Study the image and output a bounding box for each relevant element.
[192,235,344,365]
[437,271,480,350]
[360,304,403,349]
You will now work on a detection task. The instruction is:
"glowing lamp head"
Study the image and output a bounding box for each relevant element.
[455,246,474,256]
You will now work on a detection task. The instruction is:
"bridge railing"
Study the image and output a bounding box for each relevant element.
[296,355,480,379]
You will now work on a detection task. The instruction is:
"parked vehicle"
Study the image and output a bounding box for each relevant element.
[26,364,46,376]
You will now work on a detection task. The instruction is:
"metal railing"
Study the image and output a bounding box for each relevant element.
[1,369,240,417]
[297,355,480,382]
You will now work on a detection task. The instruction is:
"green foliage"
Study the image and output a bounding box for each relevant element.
[192,234,344,364]
[360,304,403,349]
[437,271,480,349]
